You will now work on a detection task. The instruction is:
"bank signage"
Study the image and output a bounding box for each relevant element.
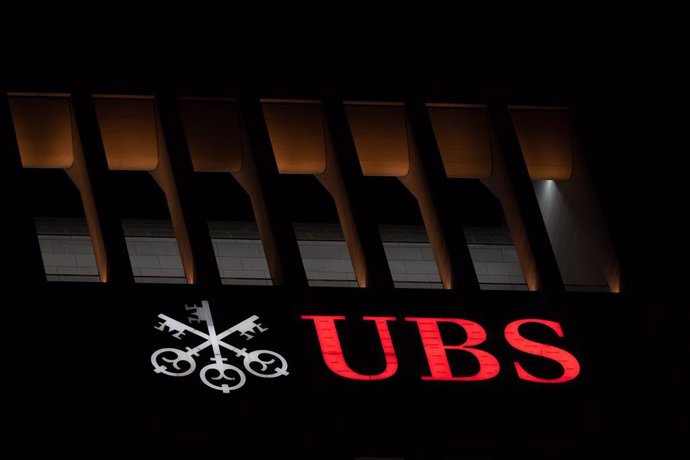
[152,299,581,394]
[152,300,289,393]
[303,315,580,383]
[37,285,598,454]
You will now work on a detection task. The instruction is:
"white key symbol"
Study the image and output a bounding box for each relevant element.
[151,301,289,393]
[196,301,247,394]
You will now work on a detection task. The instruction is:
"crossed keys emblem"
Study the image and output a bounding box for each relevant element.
[151,300,289,393]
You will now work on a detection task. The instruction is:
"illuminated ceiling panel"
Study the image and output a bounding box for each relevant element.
[427,106,493,178]
[262,101,326,174]
[93,97,159,171]
[179,99,242,173]
[512,109,573,180]
[9,95,74,169]
[345,104,409,177]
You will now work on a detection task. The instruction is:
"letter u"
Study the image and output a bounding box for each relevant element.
[302,316,398,380]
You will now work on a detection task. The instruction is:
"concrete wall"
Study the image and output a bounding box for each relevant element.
[533,180,608,290]
[36,218,527,290]
[531,128,617,292]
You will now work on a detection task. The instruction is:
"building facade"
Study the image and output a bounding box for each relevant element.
[1,50,684,458]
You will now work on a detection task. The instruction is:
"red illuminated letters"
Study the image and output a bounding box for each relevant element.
[301,315,398,380]
[504,319,581,383]
[302,315,580,384]
[405,317,500,381]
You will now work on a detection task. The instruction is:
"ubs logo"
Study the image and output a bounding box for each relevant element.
[151,300,289,393]
[302,316,581,383]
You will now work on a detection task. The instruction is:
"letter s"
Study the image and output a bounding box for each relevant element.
[505,319,581,383]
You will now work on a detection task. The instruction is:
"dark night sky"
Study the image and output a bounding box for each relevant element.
[1,45,652,101]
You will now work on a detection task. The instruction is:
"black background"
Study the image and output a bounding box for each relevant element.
[26,283,619,458]
[2,47,685,458]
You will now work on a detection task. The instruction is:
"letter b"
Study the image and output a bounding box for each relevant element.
[405,317,500,381]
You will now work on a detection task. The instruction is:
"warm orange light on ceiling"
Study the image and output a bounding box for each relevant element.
[345,104,410,177]
[262,101,326,175]
[427,106,493,178]
[93,97,159,171]
[511,109,573,181]
[179,99,243,173]
[9,95,74,169]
